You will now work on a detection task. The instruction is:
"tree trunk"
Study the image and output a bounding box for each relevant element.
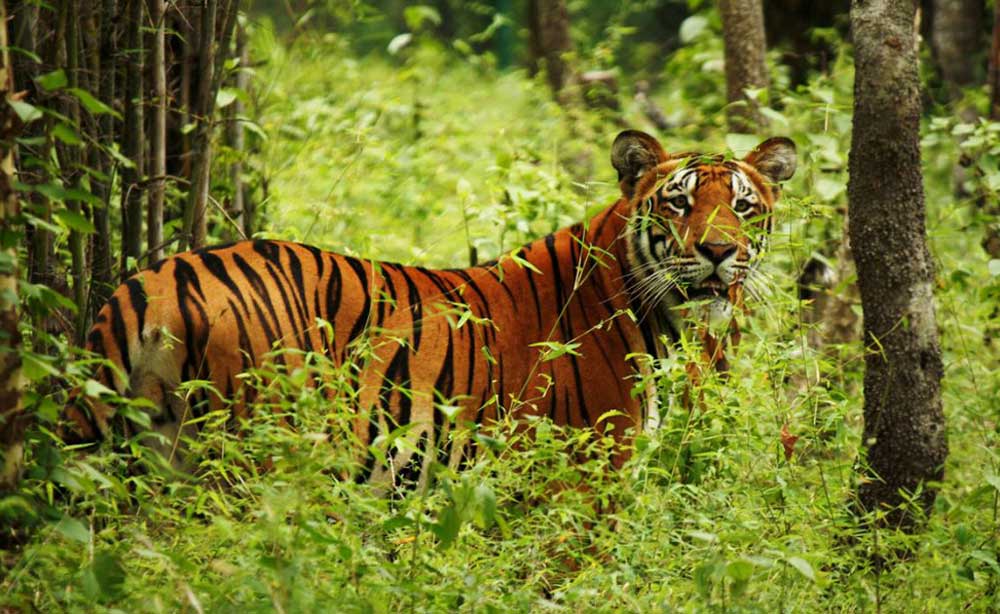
[849,0,947,529]
[183,0,240,249]
[63,0,88,340]
[226,22,247,238]
[183,0,217,249]
[89,0,116,315]
[719,0,770,133]
[989,2,1000,119]
[0,0,27,494]
[528,0,573,100]
[147,0,167,263]
[10,2,51,290]
[931,0,983,97]
[121,0,145,274]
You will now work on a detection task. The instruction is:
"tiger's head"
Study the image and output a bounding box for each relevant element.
[612,130,797,333]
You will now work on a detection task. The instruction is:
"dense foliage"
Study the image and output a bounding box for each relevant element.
[2,4,1000,612]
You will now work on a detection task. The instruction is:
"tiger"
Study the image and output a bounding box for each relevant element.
[60,130,796,488]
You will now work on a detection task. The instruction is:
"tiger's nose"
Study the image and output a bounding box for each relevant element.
[696,242,737,265]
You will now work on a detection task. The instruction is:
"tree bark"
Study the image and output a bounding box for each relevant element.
[183,0,217,249]
[719,0,770,133]
[183,0,240,249]
[88,0,116,316]
[147,0,167,263]
[0,0,27,493]
[528,0,573,100]
[227,22,248,237]
[989,1,1000,119]
[62,0,88,339]
[931,0,983,97]
[121,0,145,274]
[849,0,947,529]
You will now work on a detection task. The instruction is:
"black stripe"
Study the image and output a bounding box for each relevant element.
[344,257,372,348]
[519,248,543,330]
[432,331,455,466]
[453,270,495,344]
[324,257,344,358]
[124,278,147,343]
[261,259,312,351]
[394,266,423,351]
[227,297,254,371]
[198,250,251,317]
[485,265,516,308]
[233,253,287,348]
[107,296,131,375]
[174,258,210,381]
[382,345,412,425]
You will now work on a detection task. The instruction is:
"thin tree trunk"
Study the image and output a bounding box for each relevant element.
[528,0,573,100]
[931,0,983,98]
[180,3,193,178]
[719,0,770,132]
[989,1,1000,119]
[0,0,27,494]
[62,0,88,339]
[121,0,145,274]
[227,23,247,237]
[147,0,167,262]
[89,0,116,314]
[849,0,947,529]
[10,2,50,289]
[183,0,217,249]
[183,0,240,249]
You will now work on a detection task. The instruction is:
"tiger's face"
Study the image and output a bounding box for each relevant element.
[611,131,797,331]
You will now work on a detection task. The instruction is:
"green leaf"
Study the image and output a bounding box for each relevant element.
[216,88,238,108]
[68,87,120,118]
[814,177,845,202]
[679,15,708,43]
[988,260,1000,277]
[21,352,61,381]
[431,505,461,549]
[725,133,760,158]
[970,550,1000,574]
[387,33,413,56]
[475,484,496,527]
[785,556,815,581]
[36,69,68,91]
[55,516,91,543]
[52,122,83,145]
[91,551,126,602]
[84,378,116,398]
[9,99,43,123]
[55,208,96,234]
[727,559,754,581]
[530,341,581,362]
[403,5,441,30]
[688,530,718,543]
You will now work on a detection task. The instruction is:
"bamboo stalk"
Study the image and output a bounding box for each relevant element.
[63,0,88,340]
[121,0,145,274]
[147,0,166,262]
[89,0,116,310]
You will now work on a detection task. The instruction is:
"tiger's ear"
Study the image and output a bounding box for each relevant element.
[611,130,668,199]
[744,137,797,184]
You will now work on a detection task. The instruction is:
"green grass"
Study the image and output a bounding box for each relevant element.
[3,19,1000,613]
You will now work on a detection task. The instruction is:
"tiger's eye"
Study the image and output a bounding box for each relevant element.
[734,198,753,214]
[667,195,689,214]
